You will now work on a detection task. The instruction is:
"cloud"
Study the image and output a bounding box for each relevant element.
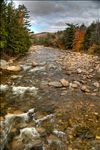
[13,0,100,33]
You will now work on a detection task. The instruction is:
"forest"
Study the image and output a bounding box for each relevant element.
[0,0,31,56]
[33,22,100,55]
[1,0,100,57]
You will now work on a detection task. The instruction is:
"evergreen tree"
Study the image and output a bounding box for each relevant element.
[83,22,95,50]
[0,0,31,56]
[63,23,76,49]
[0,0,8,52]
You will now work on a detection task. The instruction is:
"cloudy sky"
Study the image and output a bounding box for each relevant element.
[14,0,100,33]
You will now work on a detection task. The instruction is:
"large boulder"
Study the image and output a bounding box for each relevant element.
[0,59,8,69]
[6,65,22,72]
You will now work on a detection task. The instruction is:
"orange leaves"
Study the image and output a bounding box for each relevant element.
[73,29,85,52]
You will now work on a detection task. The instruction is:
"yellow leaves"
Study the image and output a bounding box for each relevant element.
[73,29,85,52]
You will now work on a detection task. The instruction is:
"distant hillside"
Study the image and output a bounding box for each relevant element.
[35,32,49,38]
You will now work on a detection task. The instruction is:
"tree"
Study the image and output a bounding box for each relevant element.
[0,0,31,56]
[0,0,8,52]
[73,28,85,52]
[63,23,76,49]
[83,22,95,50]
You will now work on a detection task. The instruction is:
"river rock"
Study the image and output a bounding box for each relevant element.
[0,59,8,69]
[70,83,78,88]
[60,79,69,87]
[93,82,99,88]
[81,85,90,92]
[95,64,100,73]
[77,68,82,74]
[7,65,21,72]
[36,127,46,137]
[11,127,42,150]
[73,81,81,86]
[32,61,38,67]
[48,81,62,88]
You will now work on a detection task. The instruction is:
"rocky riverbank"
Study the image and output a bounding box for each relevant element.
[0,46,100,150]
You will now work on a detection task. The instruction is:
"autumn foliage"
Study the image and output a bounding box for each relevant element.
[32,22,100,55]
[73,29,85,52]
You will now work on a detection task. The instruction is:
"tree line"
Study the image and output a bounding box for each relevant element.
[0,0,31,56]
[33,22,100,55]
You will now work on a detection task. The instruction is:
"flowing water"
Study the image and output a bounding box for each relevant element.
[1,46,99,115]
[0,46,100,150]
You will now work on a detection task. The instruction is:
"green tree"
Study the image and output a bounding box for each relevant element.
[0,0,31,56]
[63,23,76,49]
[0,0,8,52]
[83,22,95,50]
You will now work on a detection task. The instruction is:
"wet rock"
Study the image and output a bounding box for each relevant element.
[81,85,90,93]
[32,61,38,67]
[36,127,46,137]
[11,127,42,150]
[20,65,31,71]
[95,64,100,73]
[91,93,97,96]
[73,81,81,86]
[29,66,45,73]
[8,59,14,64]
[70,83,78,88]
[7,65,21,72]
[20,127,40,138]
[48,81,62,88]
[60,79,69,87]
[0,108,35,150]
[77,68,82,74]
[11,75,22,79]
[65,70,72,75]
[61,91,67,96]
[0,59,8,69]
[93,82,99,88]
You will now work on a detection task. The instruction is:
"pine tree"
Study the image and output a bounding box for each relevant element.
[0,0,8,52]
[63,23,76,49]
[0,1,31,56]
[83,22,95,50]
